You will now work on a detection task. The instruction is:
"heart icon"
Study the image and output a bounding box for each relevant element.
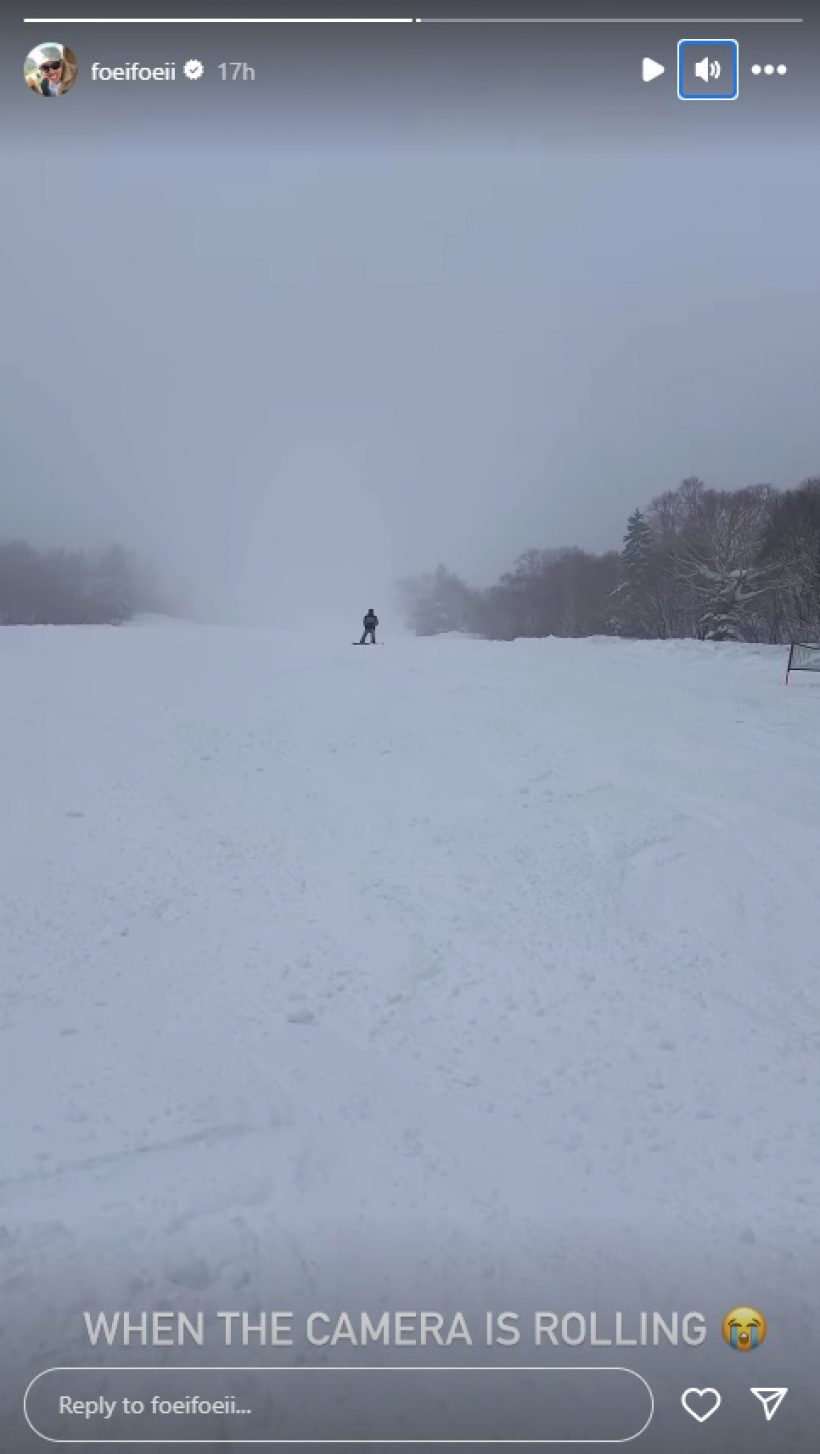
[681,1387,722,1423]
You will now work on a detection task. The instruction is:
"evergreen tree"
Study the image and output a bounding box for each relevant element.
[398,565,478,636]
[610,508,654,637]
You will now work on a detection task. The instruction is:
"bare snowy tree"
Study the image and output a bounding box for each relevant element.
[758,477,820,641]
[665,484,778,640]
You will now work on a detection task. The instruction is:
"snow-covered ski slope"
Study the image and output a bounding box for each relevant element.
[2,622,820,1400]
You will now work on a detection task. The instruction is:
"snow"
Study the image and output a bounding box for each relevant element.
[2,623,819,1439]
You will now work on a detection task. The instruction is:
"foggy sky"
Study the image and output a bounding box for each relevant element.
[3,18,820,626]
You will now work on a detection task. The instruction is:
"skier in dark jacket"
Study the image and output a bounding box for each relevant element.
[359,609,379,645]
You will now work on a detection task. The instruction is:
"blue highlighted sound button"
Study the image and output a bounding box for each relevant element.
[677,39,739,100]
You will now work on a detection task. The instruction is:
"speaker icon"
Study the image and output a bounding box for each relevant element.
[694,55,721,81]
[678,38,739,100]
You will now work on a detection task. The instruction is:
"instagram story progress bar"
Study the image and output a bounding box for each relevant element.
[22,15,807,24]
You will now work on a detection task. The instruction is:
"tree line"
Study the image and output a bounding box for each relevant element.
[400,476,820,644]
[0,540,165,625]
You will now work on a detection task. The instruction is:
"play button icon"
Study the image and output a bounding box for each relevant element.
[642,57,665,83]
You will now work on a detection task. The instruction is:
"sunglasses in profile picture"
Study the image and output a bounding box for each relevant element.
[25,42,78,96]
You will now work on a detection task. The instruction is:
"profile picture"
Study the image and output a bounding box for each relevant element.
[24,41,78,97]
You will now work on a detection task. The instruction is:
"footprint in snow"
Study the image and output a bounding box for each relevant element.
[287,1008,317,1025]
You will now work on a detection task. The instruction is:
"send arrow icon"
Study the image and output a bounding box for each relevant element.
[642,57,665,83]
[751,1388,788,1422]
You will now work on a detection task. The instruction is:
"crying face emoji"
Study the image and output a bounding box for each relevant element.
[723,1307,767,1351]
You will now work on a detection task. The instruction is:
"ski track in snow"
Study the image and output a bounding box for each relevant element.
[1,623,819,1406]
